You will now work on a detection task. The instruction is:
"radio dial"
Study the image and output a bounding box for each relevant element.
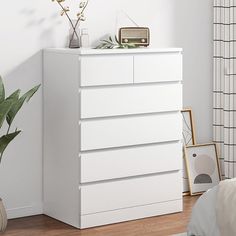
[124,39,129,43]
[141,39,145,43]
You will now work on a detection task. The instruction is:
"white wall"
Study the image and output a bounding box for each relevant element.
[0,0,212,218]
[173,0,213,143]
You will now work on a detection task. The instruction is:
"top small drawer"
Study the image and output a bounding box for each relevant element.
[134,53,182,83]
[80,55,133,87]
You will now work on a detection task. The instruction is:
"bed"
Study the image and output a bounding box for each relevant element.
[187,178,236,236]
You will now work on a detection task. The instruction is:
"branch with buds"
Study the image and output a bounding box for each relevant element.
[52,0,89,47]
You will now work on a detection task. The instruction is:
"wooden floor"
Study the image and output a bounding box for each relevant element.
[3,196,198,236]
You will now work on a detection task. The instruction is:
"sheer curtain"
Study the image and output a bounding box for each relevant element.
[213,0,236,178]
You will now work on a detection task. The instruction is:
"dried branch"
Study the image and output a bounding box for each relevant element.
[52,0,89,47]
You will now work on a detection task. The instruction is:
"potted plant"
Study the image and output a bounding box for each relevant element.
[0,76,40,232]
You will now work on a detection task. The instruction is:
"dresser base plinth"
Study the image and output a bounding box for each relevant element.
[80,199,182,229]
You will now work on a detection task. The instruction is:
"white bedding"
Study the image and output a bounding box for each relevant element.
[216,179,236,236]
[187,179,236,236]
[187,186,220,236]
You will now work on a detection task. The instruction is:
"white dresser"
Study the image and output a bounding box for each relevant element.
[43,48,183,229]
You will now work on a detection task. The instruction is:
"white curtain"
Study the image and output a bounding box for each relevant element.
[214,0,236,178]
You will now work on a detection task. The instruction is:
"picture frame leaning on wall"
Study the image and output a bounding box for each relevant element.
[181,108,196,195]
[184,143,222,196]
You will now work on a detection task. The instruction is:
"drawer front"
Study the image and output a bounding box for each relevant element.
[80,84,182,119]
[80,113,182,151]
[80,142,182,183]
[134,53,182,83]
[80,171,182,215]
[80,56,133,86]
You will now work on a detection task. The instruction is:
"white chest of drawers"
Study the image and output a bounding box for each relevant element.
[43,48,183,229]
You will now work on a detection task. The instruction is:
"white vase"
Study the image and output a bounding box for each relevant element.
[0,198,7,232]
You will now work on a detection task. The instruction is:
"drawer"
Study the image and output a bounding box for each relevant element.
[134,53,182,83]
[80,142,182,183]
[80,113,182,151]
[80,55,133,86]
[80,84,182,119]
[80,171,182,215]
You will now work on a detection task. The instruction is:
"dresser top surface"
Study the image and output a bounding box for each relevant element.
[44,47,182,55]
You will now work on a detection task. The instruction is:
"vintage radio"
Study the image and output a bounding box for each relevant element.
[119,27,150,47]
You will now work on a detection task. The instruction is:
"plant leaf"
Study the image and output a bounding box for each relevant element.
[0,131,21,163]
[0,76,5,104]
[22,85,40,102]
[0,99,15,129]
[101,40,113,44]
[7,85,40,126]
[115,35,120,44]
[6,89,21,100]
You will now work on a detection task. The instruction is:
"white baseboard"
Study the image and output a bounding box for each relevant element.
[6,203,43,219]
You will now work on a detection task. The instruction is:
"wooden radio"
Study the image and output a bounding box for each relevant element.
[119,27,150,47]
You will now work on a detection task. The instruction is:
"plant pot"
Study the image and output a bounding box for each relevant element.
[0,198,7,232]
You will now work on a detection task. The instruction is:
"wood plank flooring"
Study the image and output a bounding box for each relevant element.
[3,196,199,236]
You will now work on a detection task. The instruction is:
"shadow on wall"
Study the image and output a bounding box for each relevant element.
[0,51,43,219]
[19,6,64,48]
[5,51,42,90]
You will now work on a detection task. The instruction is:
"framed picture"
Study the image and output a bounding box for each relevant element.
[181,109,196,195]
[181,109,196,146]
[184,143,222,195]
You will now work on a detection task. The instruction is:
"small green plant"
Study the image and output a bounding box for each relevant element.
[0,76,40,163]
[95,36,138,49]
